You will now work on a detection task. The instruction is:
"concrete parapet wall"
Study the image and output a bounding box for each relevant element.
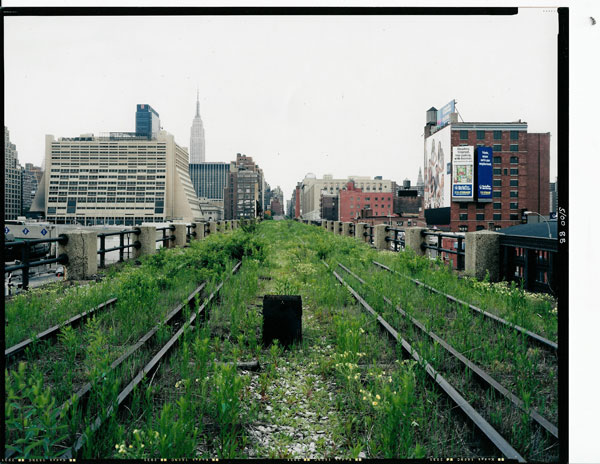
[465,231,501,281]
[135,226,157,258]
[209,222,217,236]
[374,224,389,250]
[342,222,351,236]
[191,222,203,240]
[405,227,427,256]
[173,224,187,247]
[327,221,335,233]
[59,230,98,280]
[333,221,342,235]
[355,223,368,242]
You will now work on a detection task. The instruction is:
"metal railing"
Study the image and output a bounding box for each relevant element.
[156,225,176,248]
[421,230,465,270]
[186,223,197,243]
[385,227,405,251]
[97,228,141,268]
[499,235,557,294]
[4,236,69,290]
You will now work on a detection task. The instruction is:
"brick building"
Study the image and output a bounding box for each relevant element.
[423,104,550,232]
[223,153,265,220]
[339,181,395,222]
[320,192,339,221]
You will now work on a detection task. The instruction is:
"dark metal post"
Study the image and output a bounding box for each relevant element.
[437,234,442,262]
[21,244,30,291]
[457,236,464,270]
[100,235,106,268]
[119,232,125,263]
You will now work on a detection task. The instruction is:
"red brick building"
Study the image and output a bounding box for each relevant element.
[339,181,395,222]
[424,113,550,232]
[449,123,550,232]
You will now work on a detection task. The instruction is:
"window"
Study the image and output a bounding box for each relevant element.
[493,202,502,210]
[476,225,485,231]
[493,156,502,164]
[493,213,502,220]
[493,144,502,152]
[493,179,502,187]
[493,168,501,175]
[459,203,468,209]
[510,156,519,164]
[510,130,519,140]
[476,130,485,139]
[460,130,468,140]
[510,202,518,209]
[510,191,518,198]
[493,191,501,198]
[493,130,502,140]
[510,144,519,152]
[504,169,508,176]
[510,213,519,221]
[510,179,519,187]
[510,168,519,175]
[476,213,485,221]
[459,213,468,220]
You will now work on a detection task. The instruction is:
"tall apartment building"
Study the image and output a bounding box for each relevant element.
[189,92,206,163]
[423,103,550,232]
[223,153,265,220]
[416,167,424,197]
[22,163,42,216]
[135,104,161,139]
[189,162,230,201]
[31,130,203,225]
[4,126,22,220]
[300,174,396,220]
[320,192,339,221]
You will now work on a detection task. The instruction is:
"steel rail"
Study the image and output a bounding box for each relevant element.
[326,264,526,462]
[5,298,118,364]
[60,261,242,459]
[338,263,558,439]
[372,260,558,352]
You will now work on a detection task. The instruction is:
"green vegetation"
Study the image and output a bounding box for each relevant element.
[4,220,559,461]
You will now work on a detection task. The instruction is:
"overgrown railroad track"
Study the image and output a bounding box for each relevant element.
[4,221,560,460]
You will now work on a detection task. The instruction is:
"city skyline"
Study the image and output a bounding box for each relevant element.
[5,10,558,203]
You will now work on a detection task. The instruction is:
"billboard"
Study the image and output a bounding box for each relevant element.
[452,146,474,201]
[436,100,455,127]
[424,125,451,209]
[477,147,493,202]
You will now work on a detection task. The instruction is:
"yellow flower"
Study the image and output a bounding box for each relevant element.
[372,401,378,406]
[363,396,367,400]
[375,394,381,400]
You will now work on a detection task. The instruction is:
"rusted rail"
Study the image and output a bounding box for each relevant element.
[372,260,557,352]
[324,261,525,462]
[338,262,558,440]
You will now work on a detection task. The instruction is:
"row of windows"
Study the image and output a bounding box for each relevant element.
[458,213,521,221]
[460,130,520,140]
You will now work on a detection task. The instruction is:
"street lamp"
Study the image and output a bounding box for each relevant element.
[523,211,552,238]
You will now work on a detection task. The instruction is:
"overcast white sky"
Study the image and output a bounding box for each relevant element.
[4,2,600,462]
[5,9,558,203]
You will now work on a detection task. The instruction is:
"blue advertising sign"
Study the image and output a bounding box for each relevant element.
[453,184,473,197]
[477,147,493,202]
[437,100,455,127]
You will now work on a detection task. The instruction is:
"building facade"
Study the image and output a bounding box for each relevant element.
[22,163,42,216]
[223,153,265,220]
[320,192,339,221]
[549,178,557,214]
[300,174,396,221]
[189,92,206,163]
[135,104,160,139]
[32,131,203,225]
[189,162,230,201]
[4,126,22,220]
[423,106,550,232]
[339,181,395,222]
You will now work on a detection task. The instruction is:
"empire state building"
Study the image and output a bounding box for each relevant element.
[189,92,206,163]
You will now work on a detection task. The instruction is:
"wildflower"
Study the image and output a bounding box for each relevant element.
[359,328,365,334]
[411,420,419,427]
[195,378,200,383]
[375,394,381,400]
[129,445,133,449]
[115,444,120,449]
[141,444,145,448]
[133,429,140,436]
[372,401,378,406]
[363,396,367,400]
[175,380,183,388]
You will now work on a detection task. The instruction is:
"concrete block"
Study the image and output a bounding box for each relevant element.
[209,221,217,236]
[327,221,335,233]
[405,227,427,256]
[465,231,501,281]
[342,222,351,236]
[191,222,203,241]
[173,224,187,247]
[333,221,342,235]
[59,230,97,280]
[355,223,368,242]
[322,220,328,229]
[134,225,157,258]
[374,224,389,250]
